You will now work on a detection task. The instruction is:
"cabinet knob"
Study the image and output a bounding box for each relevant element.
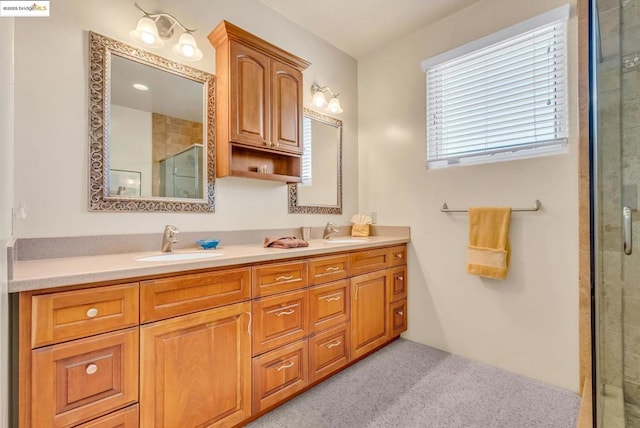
[398,276,404,281]
[397,310,404,316]
[86,308,98,318]
[85,364,98,375]
[396,253,403,259]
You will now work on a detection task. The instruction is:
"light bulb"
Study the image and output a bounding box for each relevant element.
[172,32,203,61]
[130,16,164,48]
[312,90,327,108]
[327,96,343,114]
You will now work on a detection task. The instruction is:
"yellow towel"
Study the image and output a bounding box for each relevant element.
[467,207,512,280]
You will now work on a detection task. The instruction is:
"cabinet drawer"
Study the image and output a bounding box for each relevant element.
[31,328,139,428]
[252,260,308,297]
[252,339,308,413]
[74,405,138,428]
[308,254,348,285]
[309,323,350,383]
[140,267,251,323]
[389,299,408,338]
[389,245,407,267]
[32,283,139,348]
[252,290,308,355]
[388,265,407,303]
[308,280,349,333]
[349,248,389,276]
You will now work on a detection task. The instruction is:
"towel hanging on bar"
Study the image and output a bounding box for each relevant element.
[440,200,541,213]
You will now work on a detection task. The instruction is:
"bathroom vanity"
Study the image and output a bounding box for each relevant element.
[11,234,408,428]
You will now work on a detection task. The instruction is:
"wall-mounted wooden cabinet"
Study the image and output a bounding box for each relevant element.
[209,21,310,183]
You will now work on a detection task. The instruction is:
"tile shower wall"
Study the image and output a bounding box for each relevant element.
[151,113,203,196]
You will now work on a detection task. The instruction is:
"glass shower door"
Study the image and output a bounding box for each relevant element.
[594,0,640,426]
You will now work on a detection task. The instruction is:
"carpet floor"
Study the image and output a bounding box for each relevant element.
[246,338,580,428]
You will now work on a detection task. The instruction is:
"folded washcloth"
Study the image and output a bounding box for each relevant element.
[264,236,310,249]
[467,207,512,280]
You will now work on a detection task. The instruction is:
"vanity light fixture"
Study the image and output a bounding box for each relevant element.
[311,83,343,114]
[130,2,203,61]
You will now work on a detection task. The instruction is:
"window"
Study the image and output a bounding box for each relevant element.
[421,5,569,169]
[301,116,312,185]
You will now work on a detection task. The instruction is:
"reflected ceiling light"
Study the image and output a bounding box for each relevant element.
[311,83,343,114]
[130,2,203,62]
[133,83,149,91]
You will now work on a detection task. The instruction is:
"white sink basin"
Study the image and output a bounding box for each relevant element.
[325,238,369,244]
[136,252,224,262]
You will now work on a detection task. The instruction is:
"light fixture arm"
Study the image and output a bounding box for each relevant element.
[134,2,197,35]
[311,83,338,98]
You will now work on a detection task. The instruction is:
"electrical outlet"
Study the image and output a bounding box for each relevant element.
[371,212,377,224]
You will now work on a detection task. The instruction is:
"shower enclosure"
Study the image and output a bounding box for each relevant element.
[592,0,640,426]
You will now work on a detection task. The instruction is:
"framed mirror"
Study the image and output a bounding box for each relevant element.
[89,32,215,212]
[288,108,342,214]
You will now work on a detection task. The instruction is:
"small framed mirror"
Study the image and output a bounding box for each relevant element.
[89,32,215,212]
[288,108,342,214]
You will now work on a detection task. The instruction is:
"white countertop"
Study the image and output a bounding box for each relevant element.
[9,236,409,293]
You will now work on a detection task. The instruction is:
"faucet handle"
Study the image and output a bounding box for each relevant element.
[165,225,180,235]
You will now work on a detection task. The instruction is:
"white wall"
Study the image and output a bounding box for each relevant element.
[358,0,579,391]
[0,18,14,428]
[110,105,152,197]
[12,0,358,237]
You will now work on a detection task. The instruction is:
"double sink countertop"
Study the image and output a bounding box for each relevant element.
[9,228,410,293]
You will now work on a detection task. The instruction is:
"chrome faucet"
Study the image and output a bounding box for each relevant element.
[322,221,339,240]
[161,225,180,252]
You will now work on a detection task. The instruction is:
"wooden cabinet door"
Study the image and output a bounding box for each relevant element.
[389,299,408,338]
[74,405,138,428]
[140,302,251,428]
[31,283,139,348]
[252,339,308,413]
[309,323,350,383]
[271,59,303,154]
[351,270,389,360]
[308,280,350,333]
[31,328,139,428]
[388,265,407,303]
[230,41,270,148]
[252,290,308,355]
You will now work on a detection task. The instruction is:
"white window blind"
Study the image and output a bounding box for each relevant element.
[422,5,569,169]
[301,116,312,185]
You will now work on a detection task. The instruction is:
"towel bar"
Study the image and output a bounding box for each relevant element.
[440,200,542,213]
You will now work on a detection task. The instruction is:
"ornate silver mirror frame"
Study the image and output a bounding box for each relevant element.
[88,31,215,212]
[288,108,342,214]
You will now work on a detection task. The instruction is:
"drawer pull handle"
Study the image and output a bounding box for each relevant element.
[276,309,295,316]
[86,308,99,318]
[275,361,294,371]
[325,266,340,272]
[397,276,404,281]
[325,340,341,349]
[322,296,341,302]
[85,364,98,375]
[246,311,252,335]
[396,253,403,259]
[397,310,404,316]
[275,275,294,281]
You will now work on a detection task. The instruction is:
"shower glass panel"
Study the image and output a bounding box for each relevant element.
[593,0,640,426]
